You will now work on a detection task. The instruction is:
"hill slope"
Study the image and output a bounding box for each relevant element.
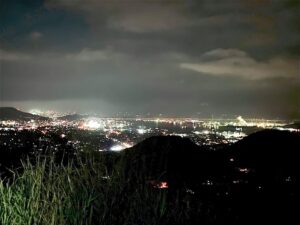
[0,107,47,121]
[119,131,299,224]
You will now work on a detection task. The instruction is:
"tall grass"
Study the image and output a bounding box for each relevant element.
[0,153,172,225]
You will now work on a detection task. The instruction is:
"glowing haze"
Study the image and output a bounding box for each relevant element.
[0,0,299,119]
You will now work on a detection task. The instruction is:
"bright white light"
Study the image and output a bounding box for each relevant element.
[276,127,298,132]
[110,142,133,151]
[202,130,210,135]
[237,116,248,126]
[123,142,133,148]
[84,120,102,130]
[137,128,146,134]
[29,109,42,115]
[221,131,246,139]
[110,145,124,151]
[2,121,16,126]
[171,133,188,137]
[117,123,125,129]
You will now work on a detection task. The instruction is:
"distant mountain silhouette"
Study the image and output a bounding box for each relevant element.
[0,107,48,121]
[57,114,86,121]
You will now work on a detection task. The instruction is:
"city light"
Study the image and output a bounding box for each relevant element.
[110,142,133,151]
[237,116,248,126]
[137,128,146,134]
[110,145,124,151]
[29,109,43,115]
[83,119,102,130]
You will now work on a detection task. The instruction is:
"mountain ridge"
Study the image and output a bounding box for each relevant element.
[0,107,48,121]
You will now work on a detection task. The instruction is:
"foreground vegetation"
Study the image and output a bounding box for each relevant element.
[0,153,187,225]
[1,130,298,224]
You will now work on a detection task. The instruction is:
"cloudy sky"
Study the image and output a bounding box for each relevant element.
[0,0,299,118]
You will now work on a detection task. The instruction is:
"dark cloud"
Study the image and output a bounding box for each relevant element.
[0,0,299,118]
[180,49,299,80]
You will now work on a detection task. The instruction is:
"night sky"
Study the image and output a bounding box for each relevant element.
[0,0,299,118]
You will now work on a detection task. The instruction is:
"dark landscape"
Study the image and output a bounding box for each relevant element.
[1,0,299,224]
[0,108,299,224]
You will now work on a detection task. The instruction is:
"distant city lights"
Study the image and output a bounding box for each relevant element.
[29,109,43,115]
[110,142,133,151]
[1,110,298,152]
[110,145,124,151]
[83,119,102,130]
[137,128,146,134]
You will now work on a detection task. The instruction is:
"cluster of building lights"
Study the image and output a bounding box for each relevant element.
[1,113,299,152]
